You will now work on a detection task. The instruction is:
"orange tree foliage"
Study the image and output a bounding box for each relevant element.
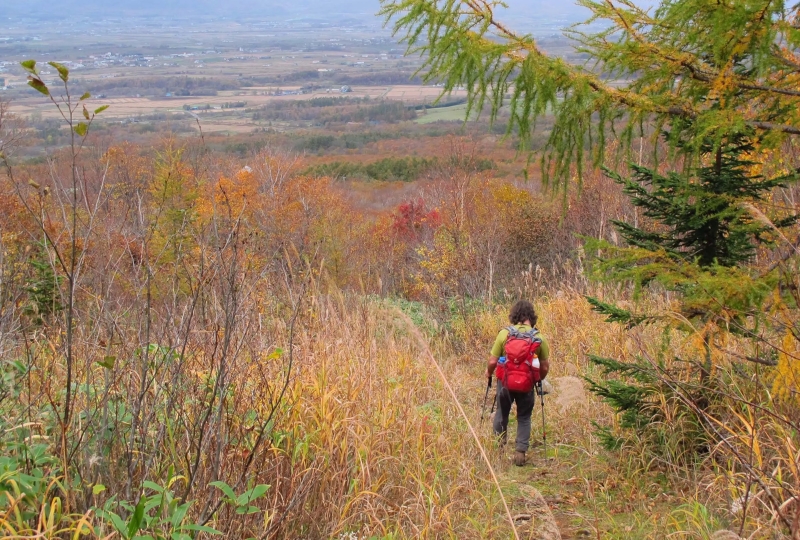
[0,122,643,537]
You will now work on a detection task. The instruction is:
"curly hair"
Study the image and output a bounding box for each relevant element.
[508,300,537,326]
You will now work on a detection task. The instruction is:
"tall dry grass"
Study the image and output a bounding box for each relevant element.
[437,272,799,539]
[2,86,796,539]
[0,270,518,538]
[243,288,513,539]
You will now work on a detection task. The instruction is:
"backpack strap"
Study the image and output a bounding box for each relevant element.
[506,326,541,343]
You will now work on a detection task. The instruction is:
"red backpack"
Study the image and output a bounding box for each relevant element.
[497,326,542,393]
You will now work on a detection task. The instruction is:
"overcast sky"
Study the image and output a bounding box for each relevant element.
[5,0,658,22]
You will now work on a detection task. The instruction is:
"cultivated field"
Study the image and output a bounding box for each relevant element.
[7,86,468,135]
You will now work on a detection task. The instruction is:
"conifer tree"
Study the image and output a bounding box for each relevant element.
[584,132,797,454]
[608,134,792,268]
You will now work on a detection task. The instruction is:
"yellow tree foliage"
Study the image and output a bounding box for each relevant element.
[773,318,800,405]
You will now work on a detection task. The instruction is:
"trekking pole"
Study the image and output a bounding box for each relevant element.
[480,376,492,426]
[538,381,547,459]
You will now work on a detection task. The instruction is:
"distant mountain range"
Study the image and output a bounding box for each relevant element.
[6,0,632,22]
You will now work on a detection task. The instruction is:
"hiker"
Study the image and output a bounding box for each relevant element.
[486,300,550,466]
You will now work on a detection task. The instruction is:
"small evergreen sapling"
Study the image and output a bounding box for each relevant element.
[585,133,797,454]
[606,135,791,268]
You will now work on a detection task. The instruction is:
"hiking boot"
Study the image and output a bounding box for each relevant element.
[513,451,526,467]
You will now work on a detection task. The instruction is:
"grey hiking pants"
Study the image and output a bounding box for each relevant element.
[493,380,536,453]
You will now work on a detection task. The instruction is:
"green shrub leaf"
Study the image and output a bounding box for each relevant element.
[48,61,69,82]
[127,496,146,538]
[27,78,49,96]
[20,59,37,73]
[97,356,115,369]
[209,480,236,501]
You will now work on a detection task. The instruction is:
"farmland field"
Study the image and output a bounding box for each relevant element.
[7,85,468,130]
[414,103,471,124]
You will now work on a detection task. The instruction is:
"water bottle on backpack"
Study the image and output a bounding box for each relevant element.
[495,356,507,384]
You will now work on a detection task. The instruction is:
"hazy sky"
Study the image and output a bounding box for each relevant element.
[6,0,658,22]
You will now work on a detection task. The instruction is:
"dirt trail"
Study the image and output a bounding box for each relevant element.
[496,376,590,539]
[396,308,563,540]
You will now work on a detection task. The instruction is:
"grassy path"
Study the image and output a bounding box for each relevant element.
[396,295,723,539]
[483,381,699,540]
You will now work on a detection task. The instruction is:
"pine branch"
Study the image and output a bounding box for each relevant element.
[586,296,647,328]
[720,348,778,367]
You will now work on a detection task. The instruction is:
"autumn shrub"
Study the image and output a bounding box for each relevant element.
[0,273,517,538]
[1,104,521,537]
[411,174,568,304]
[6,61,797,539]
